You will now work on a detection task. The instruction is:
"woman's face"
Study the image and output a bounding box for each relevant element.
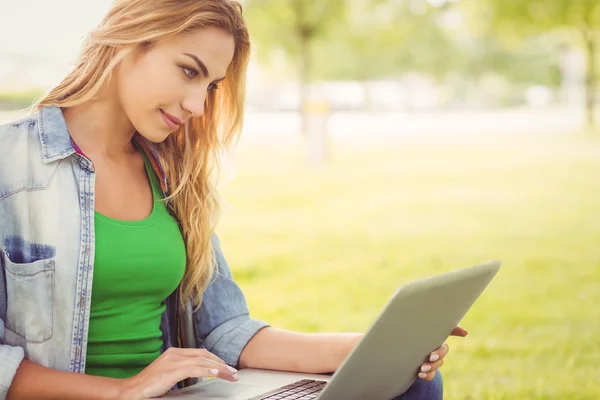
[116,27,235,143]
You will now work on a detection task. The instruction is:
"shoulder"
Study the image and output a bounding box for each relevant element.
[0,112,39,142]
[0,111,41,155]
[0,111,49,200]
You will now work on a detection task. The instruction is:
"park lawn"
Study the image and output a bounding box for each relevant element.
[217,131,600,399]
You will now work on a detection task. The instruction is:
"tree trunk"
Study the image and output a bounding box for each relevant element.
[299,32,310,136]
[300,34,330,165]
[582,28,597,129]
[363,80,374,111]
[293,0,329,164]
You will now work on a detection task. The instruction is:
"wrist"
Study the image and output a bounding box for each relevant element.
[330,333,364,371]
[342,332,364,353]
[110,377,142,400]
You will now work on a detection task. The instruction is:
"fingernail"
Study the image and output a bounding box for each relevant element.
[232,373,239,381]
[227,366,238,373]
[430,353,439,362]
[421,365,432,372]
[210,368,219,376]
[418,372,427,379]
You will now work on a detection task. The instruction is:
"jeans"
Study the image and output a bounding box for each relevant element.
[392,372,443,400]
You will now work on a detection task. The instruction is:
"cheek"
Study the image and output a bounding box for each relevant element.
[118,56,183,117]
[115,55,187,141]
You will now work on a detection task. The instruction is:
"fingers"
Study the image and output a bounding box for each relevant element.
[417,325,465,381]
[418,370,438,381]
[180,359,238,381]
[429,343,449,362]
[133,348,240,399]
[162,347,238,381]
[176,348,228,366]
[177,356,238,379]
[450,326,468,337]
[418,358,444,380]
[169,366,239,384]
[418,342,451,381]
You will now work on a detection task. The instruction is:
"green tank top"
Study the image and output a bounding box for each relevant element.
[85,150,186,379]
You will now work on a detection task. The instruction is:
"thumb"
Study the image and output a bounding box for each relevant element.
[450,326,468,337]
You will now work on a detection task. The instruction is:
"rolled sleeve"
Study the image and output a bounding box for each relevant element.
[193,234,269,367]
[202,315,269,367]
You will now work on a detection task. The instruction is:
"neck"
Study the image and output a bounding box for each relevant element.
[62,85,136,159]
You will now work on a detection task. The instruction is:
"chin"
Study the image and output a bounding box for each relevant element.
[137,130,172,143]
[134,118,175,143]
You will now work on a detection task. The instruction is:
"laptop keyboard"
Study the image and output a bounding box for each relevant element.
[247,379,327,399]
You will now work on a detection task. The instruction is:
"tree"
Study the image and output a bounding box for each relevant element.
[244,0,346,135]
[246,0,471,116]
[311,0,461,82]
[465,0,600,128]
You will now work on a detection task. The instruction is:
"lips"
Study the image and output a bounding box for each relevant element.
[160,109,182,129]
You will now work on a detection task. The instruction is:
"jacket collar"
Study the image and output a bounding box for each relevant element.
[38,106,76,163]
[37,106,169,194]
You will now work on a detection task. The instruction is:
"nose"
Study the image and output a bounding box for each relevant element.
[181,87,206,118]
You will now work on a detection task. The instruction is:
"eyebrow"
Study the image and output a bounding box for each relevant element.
[183,52,226,81]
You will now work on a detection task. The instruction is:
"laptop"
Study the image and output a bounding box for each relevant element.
[159,260,501,400]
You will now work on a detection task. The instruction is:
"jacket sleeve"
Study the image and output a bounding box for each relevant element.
[192,234,269,367]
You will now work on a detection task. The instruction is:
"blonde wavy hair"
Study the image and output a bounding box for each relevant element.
[33,0,250,309]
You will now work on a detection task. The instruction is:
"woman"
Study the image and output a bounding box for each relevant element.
[0,0,466,399]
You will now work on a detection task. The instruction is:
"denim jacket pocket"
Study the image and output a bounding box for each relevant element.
[1,250,54,343]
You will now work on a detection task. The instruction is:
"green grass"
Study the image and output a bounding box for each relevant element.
[217,131,600,399]
[0,90,43,109]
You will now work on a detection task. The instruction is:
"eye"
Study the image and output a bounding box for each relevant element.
[208,82,220,91]
[181,66,198,80]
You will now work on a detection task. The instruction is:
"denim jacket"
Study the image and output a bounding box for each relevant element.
[0,106,269,399]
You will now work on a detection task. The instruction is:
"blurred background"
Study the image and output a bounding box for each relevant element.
[1,0,599,398]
